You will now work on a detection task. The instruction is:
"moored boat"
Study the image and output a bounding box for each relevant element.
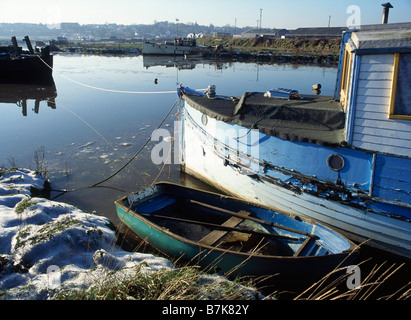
[0,36,53,84]
[142,38,208,56]
[177,22,411,259]
[115,182,358,286]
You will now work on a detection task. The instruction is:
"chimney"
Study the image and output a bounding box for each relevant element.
[381,2,393,24]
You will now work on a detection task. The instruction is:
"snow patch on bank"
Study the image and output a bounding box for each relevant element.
[0,169,173,299]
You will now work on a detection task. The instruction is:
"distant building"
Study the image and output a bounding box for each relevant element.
[211,32,232,38]
[60,22,81,32]
[239,28,289,38]
[285,27,346,39]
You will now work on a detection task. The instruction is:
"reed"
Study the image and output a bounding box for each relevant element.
[53,263,261,300]
[54,253,410,300]
[51,227,262,300]
[33,146,48,177]
[67,231,410,300]
[294,261,411,300]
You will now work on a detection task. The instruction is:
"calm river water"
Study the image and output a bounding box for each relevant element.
[0,54,338,225]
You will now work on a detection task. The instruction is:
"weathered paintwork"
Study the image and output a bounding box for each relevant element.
[177,24,411,258]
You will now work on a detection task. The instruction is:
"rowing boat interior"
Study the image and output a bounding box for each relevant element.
[123,189,336,257]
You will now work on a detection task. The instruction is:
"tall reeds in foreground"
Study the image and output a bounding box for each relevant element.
[54,263,261,300]
[294,261,411,300]
[55,227,410,300]
[53,256,410,300]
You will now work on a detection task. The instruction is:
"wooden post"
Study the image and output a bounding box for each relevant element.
[34,100,40,114]
[22,100,27,116]
[24,36,34,54]
[11,36,19,52]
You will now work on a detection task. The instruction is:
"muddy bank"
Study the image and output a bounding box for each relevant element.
[201,37,341,66]
[205,50,339,66]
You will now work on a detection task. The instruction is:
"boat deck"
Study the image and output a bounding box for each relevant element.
[183,92,346,146]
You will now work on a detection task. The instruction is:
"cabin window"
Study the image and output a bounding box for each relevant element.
[339,43,353,109]
[389,53,411,119]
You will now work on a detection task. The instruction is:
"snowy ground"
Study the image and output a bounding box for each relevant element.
[0,169,174,299]
[0,169,261,300]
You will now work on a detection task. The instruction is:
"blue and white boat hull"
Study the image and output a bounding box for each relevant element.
[178,98,411,259]
[177,23,411,259]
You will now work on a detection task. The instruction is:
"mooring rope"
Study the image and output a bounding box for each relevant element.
[34,54,202,198]
[37,55,177,94]
[50,98,179,199]
[56,73,177,94]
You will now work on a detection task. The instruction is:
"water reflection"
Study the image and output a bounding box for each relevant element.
[143,55,198,70]
[0,80,57,116]
[143,55,237,71]
[0,54,338,226]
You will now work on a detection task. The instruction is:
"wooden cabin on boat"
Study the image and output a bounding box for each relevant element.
[334,23,411,207]
[335,22,411,158]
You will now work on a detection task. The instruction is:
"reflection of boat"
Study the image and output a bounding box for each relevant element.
[115,182,357,285]
[0,81,57,116]
[142,38,209,56]
[142,55,201,70]
[177,23,411,259]
[0,36,53,84]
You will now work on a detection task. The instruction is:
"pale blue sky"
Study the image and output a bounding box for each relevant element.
[1,0,410,29]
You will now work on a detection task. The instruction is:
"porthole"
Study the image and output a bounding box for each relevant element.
[201,114,208,126]
[327,153,345,171]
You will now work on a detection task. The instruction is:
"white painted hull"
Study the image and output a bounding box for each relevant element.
[179,102,411,259]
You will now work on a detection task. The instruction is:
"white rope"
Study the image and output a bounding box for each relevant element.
[57,73,177,94]
[38,55,205,94]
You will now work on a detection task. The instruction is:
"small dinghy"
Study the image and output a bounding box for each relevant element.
[115,182,358,286]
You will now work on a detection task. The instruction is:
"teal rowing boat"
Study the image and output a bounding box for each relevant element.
[115,182,358,286]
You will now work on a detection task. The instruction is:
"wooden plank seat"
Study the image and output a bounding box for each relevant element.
[198,210,251,246]
[293,236,314,257]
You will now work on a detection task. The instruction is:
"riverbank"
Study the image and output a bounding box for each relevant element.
[199,37,340,65]
[0,168,263,300]
[54,37,340,65]
[198,37,341,56]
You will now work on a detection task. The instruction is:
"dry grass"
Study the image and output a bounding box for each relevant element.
[294,260,411,300]
[52,225,411,301]
[53,263,261,300]
[53,251,410,300]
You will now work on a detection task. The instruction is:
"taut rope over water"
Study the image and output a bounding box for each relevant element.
[50,98,179,199]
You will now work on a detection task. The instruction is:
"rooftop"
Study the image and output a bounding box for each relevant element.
[349,22,411,50]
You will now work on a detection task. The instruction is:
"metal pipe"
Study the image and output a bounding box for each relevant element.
[381,2,393,24]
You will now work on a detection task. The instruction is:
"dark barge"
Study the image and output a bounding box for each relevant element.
[0,36,53,84]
